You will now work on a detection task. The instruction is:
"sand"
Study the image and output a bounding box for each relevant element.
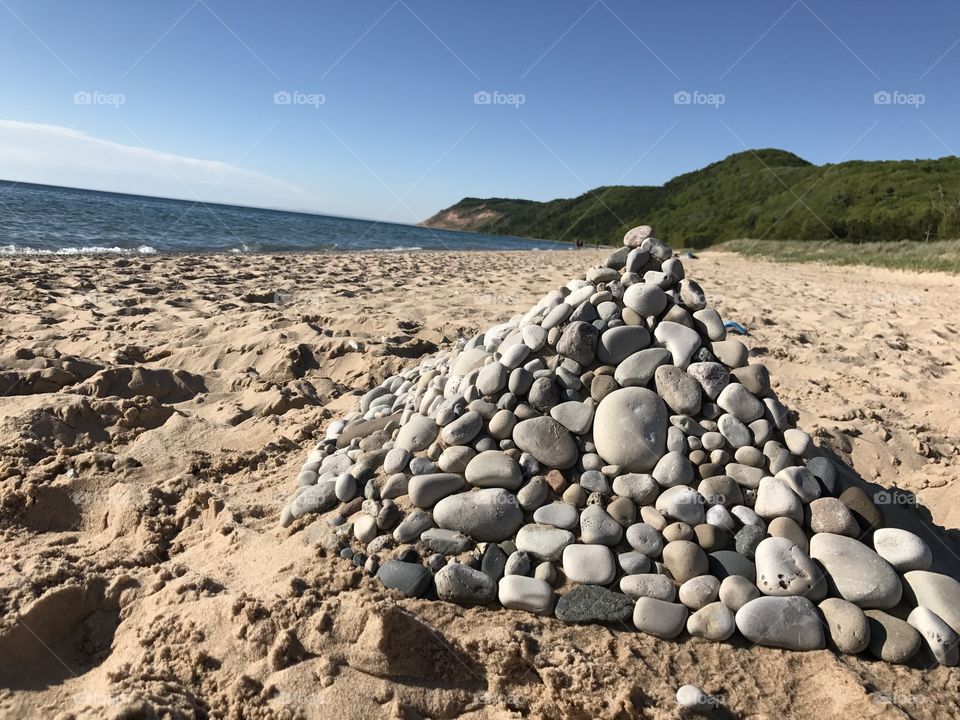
[0,248,958,719]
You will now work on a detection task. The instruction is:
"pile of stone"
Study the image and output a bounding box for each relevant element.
[281,224,960,666]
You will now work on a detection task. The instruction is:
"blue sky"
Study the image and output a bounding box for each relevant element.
[0,0,957,222]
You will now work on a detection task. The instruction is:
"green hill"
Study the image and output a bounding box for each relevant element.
[422,149,960,247]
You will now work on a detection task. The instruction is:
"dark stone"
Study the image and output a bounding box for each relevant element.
[556,321,600,366]
[734,525,766,560]
[555,584,633,624]
[709,551,756,582]
[376,560,433,598]
[481,542,508,583]
[839,486,883,531]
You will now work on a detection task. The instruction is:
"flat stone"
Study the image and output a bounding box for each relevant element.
[562,544,617,585]
[655,485,706,525]
[626,522,664,557]
[865,610,922,664]
[698,475,743,508]
[651,451,694,489]
[498,575,554,615]
[718,575,760,611]
[549,401,594,435]
[438,445,475,474]
[433,488,524,542]
[618,551,651,575]
[717,414,752,449]
[620,574,676,601]
[533,502,580,531]
[408,473,467,507]
[441,410,484,445]
[376,561,433,598]
[597,325,650,364]
[633,597,688,639]
[809,533,902,609]
[593,387,668,472]
[708,551,756,582]
[908,606,959,666]
[580,504,624,545]
[612,473,660,505]
[464,450,523,490]
[393,509,435,543]
[754,537,826,599]
[623,282,667,316]
[807,497,859,536]
[290,481,338,518]
[678,575,720,610]
[421,528,474,555]
[614,348,673,388]
[512,417,578,469]
[435,563,497,605]
[395,414,439,452]
[755,476,803,524]
[481,542,508,582]
[819,598,870,654]
[515,524,576,562]
[710,339,749,368]
[555,584,633,624]
[902,570,960,635]
[735,596,825,650]
[776,466,821,503]
[662,540,709,583]
[686,602,736,642]
[716,383,764,423]
[767,516,808,553]
[873,528,932,572]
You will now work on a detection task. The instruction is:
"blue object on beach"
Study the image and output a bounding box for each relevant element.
[686,251,699,259]
[724,321,749,336]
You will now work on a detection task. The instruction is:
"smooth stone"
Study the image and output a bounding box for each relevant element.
[698,475,743,508]
[733,525,765,560]
[754,537,826,599]
[716,383,764,423]
[562,544,617,585]
[433,488,524,542]
[678,575,721,610]
[290,481,338,518]
[335,472,358,502]
[593,387,668,472]
[515,524,575,562]
[678,279,706,311]
[633,597,688,639]
[481,542,508,582]
[504,550,531,576]
[618,551,651,575]
[383,447,411,475]
[499,342,530,370]
[408,473,467,507]
[623,224,653,248]
[873,528,932,572]
[693,523,729,552]
[441,410,483,445]
[908,606,959,666]
[607,497,637,528]
[754,476,803,525]
[807,497,859,536]
[719,575,760,611]
[354,514,378,544]
[381,473,409,500]
[626,523,665,557]
[653,321,701,369]
[710,339,749,368]
[838,486,884,531]
[717,414,752,449]
[640,505,668,531]
[651,451,694,489]
[528,377,560,413]
[736,596,825,650]
[620,574,676,601]
[488,409,518,440]
[614,348,673,388]
[776,466,821,503]
[376,560,433,598]
[555,584,633,624]
[512,417,578,469]
[865,610,922,664]
[807,456,839,495]
[435,563,497,605]
[902,571,960,635]
[393,509,434,543]
[580,504,624,545]
[517,476,549,512]
[686,361,730,401]
[597,325,650,365]
[579,470,610,495]
[655,485,706,526]
[809,533,902,609]
[464,450,523,490]
[533,502,580,531]
[663,522,694,543]
[708,551,756,582]
[522,325,547,351]
[654,365,702,416]
[421,528,474,555]
[767,516,808,553]
[819,598,870,654]
[556,321,599,366]
[541,302,573,330]
[395,413,439,452]
[730,505,765,530]
[676,684,719,713]
[498,575,554,615]
[705,504,737,532]
[686,602,736,642]
[783,427,814,457]
[612,473,660,505]
[549,401,594,435]
[438,445,476,474]
[662,540,709,583]
[622,282,667,316]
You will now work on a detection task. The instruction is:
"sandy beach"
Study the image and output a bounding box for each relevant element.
[1,248,959,719]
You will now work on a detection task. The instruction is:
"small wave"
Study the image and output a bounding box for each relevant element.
[371,246,423,252]
[0,244,157,256]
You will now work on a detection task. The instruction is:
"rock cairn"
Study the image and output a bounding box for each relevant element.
[282,224,959,666]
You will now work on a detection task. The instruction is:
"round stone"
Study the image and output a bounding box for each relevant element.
[512,417,578,469]
[435,563,497,605]
[686,602,736,642]
[613,473,660,505]
[433,488,523,542]
[872,528,932,572]
[662,540,709,583]
[562,544,616,585]
[819,598,870,654]
[718,575,760,611]
[652,451,694,489]
[623,283,667,317]
[441,410,483,445]
[614,348,673,388]
[464,450,523,490]
[376,560,433,598]
[593,388,668,472]
[618,551,651,575]
[735,596,825,650]
[653,321,701,369]
[580,504,623,545]
[625,522,664,557]
[395,413,439,452]
[716,383,764,423]
[476,362,509,396]
[865,610,922,664]
[655,485,706,526]
[676,684,719,713]
[557,321,599,366]
[807,497,859,536]
[686,362,730,401]
[755,476,803,524]
[515,524,575,562]
[633,597,688,639]
[623,224,653,247]
[678,575,721,610]
[754,537,826,599]
[809,533,902,609]
[597,325,650,364]
[498,575,554,615]
[533,502,579,531]
[620,574,676,601]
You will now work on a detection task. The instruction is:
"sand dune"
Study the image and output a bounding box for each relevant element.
[1,249,958,718]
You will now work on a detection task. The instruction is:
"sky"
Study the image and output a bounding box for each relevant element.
[0,0,958,223]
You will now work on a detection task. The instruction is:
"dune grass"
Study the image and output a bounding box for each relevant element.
[717,238,960,274]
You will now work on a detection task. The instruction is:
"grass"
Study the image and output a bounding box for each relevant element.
[717,238,960,274]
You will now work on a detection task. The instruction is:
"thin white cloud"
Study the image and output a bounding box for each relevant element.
[0,119,308,208]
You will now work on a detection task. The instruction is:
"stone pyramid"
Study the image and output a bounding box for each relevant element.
[282,224,960,666]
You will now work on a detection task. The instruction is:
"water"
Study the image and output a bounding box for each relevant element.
[0,180,567,254]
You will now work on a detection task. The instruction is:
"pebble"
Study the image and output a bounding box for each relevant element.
[580,504,624,545]
[687,602,736,642]
[597,325,650,364]
[686,361,730,401]
[435,563,497,605]
[376,560,433,598]
[593,387,668,472]
[754,537,826,599]
[716,383,764,423]
[678,575,721,610]
[735,596,825,650]
[441,410,483,445]
[654,365,702,415]
[652,451,695,489]
[633,597,689,639]
[549,400,594,435]
[481,542,508,582]
[767,516,808,553]
[622,282,667,316]
[655,485,706,525]
[676,684,719,713]
[662,540,709,583]
[533,502,580,531]
[498,575,554,615]
[557,321,599,365]
[809,533,902,609]
[872,528,932,572]
[464,450,523,490]
[907,606,959,666]
[807,497,859,536]
[708,551,756,582]
[555,584,633,623]
[838,486,883,531]
[620,574,676,601]
[754,476,803,524]
[902,570,960,635]
[626,522,664,557]
[614,348,673,388]
[515,523,575,561]
[775,466,821,503]
[512,417,578,469]
[653,321,701,369]
[421,528,473,555]
[618,551,651,574]
[517,476,549,511]
[718,575,760,611]
[562,544,617,585]
[504,550,531,576]
[395,413,439,452]
[383,447,411,475]
[433,488,524,542]
[408,473,467,507]
[612,473,660,505]
[393,509,434,543]
[819,598,870,654]
[865,610,922,664]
